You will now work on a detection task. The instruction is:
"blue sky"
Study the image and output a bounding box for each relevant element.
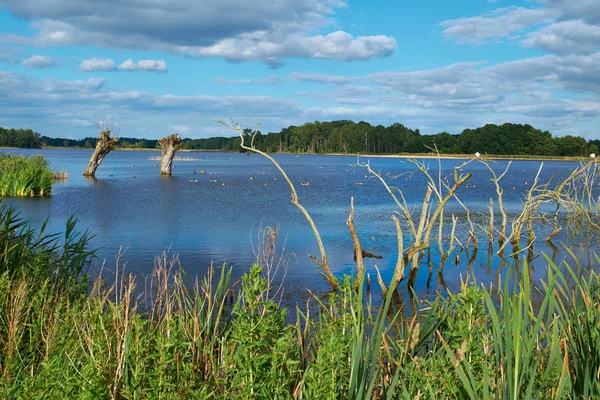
[0,0,599,140]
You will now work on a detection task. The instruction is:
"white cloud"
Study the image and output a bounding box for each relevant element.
[0,0,395,65]
[21,54,55,68]
[539,0,600,24]
[1,48,599,139]
[0,70,302,138]
[79,58,167,72]
[440,0,600,58]
[118,59,167,72]
[79,57,115,71]
[522,20,600,54]
[287,52,600,137]
[440,7,556,43]
[192,30,396,66]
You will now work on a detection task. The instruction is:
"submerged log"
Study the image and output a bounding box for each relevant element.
[83,130,118,177]
[159,134,181,176]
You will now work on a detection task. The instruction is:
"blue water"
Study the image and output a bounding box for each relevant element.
[1,148,593,298]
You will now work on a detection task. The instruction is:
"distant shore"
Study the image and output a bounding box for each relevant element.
[1,146,591,162]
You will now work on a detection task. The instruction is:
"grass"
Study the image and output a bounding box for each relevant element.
[0,203,599,398]
[0,154,55,197]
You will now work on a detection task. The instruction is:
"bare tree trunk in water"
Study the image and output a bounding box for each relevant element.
[159,134,181,175]
[83,130,119,177]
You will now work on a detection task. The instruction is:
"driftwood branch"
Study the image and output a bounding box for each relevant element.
[346,197,365,287]
[216,117,338,290]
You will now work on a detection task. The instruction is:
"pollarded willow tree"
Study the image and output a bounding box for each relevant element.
[82,120,119,177]
[158,134,181,175]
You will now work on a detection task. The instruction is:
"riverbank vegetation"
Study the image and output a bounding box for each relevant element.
[3,119,600,397]
[0,154,55,197]
[0,202,599,398]
[4,121,598,157]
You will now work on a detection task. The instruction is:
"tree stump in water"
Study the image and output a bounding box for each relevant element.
[83,130,118,177]
[159,134,181,175]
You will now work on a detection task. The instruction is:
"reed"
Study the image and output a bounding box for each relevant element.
[0,200,599,398]
[0,154,55,197]
[2,122,600,397]
[53,170,68,180]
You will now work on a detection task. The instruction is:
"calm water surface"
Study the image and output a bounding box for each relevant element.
[2,148,595,299]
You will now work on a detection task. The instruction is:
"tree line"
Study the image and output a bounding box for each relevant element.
[1,121,597,157]
[0,127,42,148]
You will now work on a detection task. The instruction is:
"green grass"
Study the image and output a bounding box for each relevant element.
[0,154,55,197]
[0,204,599,398]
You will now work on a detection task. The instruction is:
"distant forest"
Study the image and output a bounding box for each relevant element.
[1,121,598,157]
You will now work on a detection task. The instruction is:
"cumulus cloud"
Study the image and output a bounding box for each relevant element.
[440,7,556,43]
[192,30,396,66]
[79,57,115,71]
[522,20,600,54]
[539,0,600,24]
[21,54,55,68]
[0,0,396,65]
[118,59,167,72]
[441,0,600,57]
[287,52,600,136]
[2,44,600,140]
[0,70,303,138]
[78,58,167,72]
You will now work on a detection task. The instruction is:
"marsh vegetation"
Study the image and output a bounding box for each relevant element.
[0,154,55,197]
[0,203,599,398]
[2,120,600,398]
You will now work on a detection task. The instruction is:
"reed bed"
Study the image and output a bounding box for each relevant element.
[2,121,600,397]
[0,153,55,197]
[1,202,599,398]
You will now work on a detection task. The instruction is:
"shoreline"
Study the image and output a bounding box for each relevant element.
[1,146,591,162]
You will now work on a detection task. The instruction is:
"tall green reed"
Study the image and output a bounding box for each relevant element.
[1,201,600,398]
[0,154,54,197]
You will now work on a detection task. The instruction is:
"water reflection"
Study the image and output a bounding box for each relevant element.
[2,148,599,303]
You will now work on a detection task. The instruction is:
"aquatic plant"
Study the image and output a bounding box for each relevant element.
[0,153,55,197]
[1,202,599,398]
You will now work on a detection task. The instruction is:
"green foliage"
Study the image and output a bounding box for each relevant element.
[19,121,596,156]
[220,264,301,398]
[0,202,93,290]
[0,127,41,148]
[1,205,600,398]
[0,153,54,197]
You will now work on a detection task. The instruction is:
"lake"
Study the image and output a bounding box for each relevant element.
[1,148,594,299]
